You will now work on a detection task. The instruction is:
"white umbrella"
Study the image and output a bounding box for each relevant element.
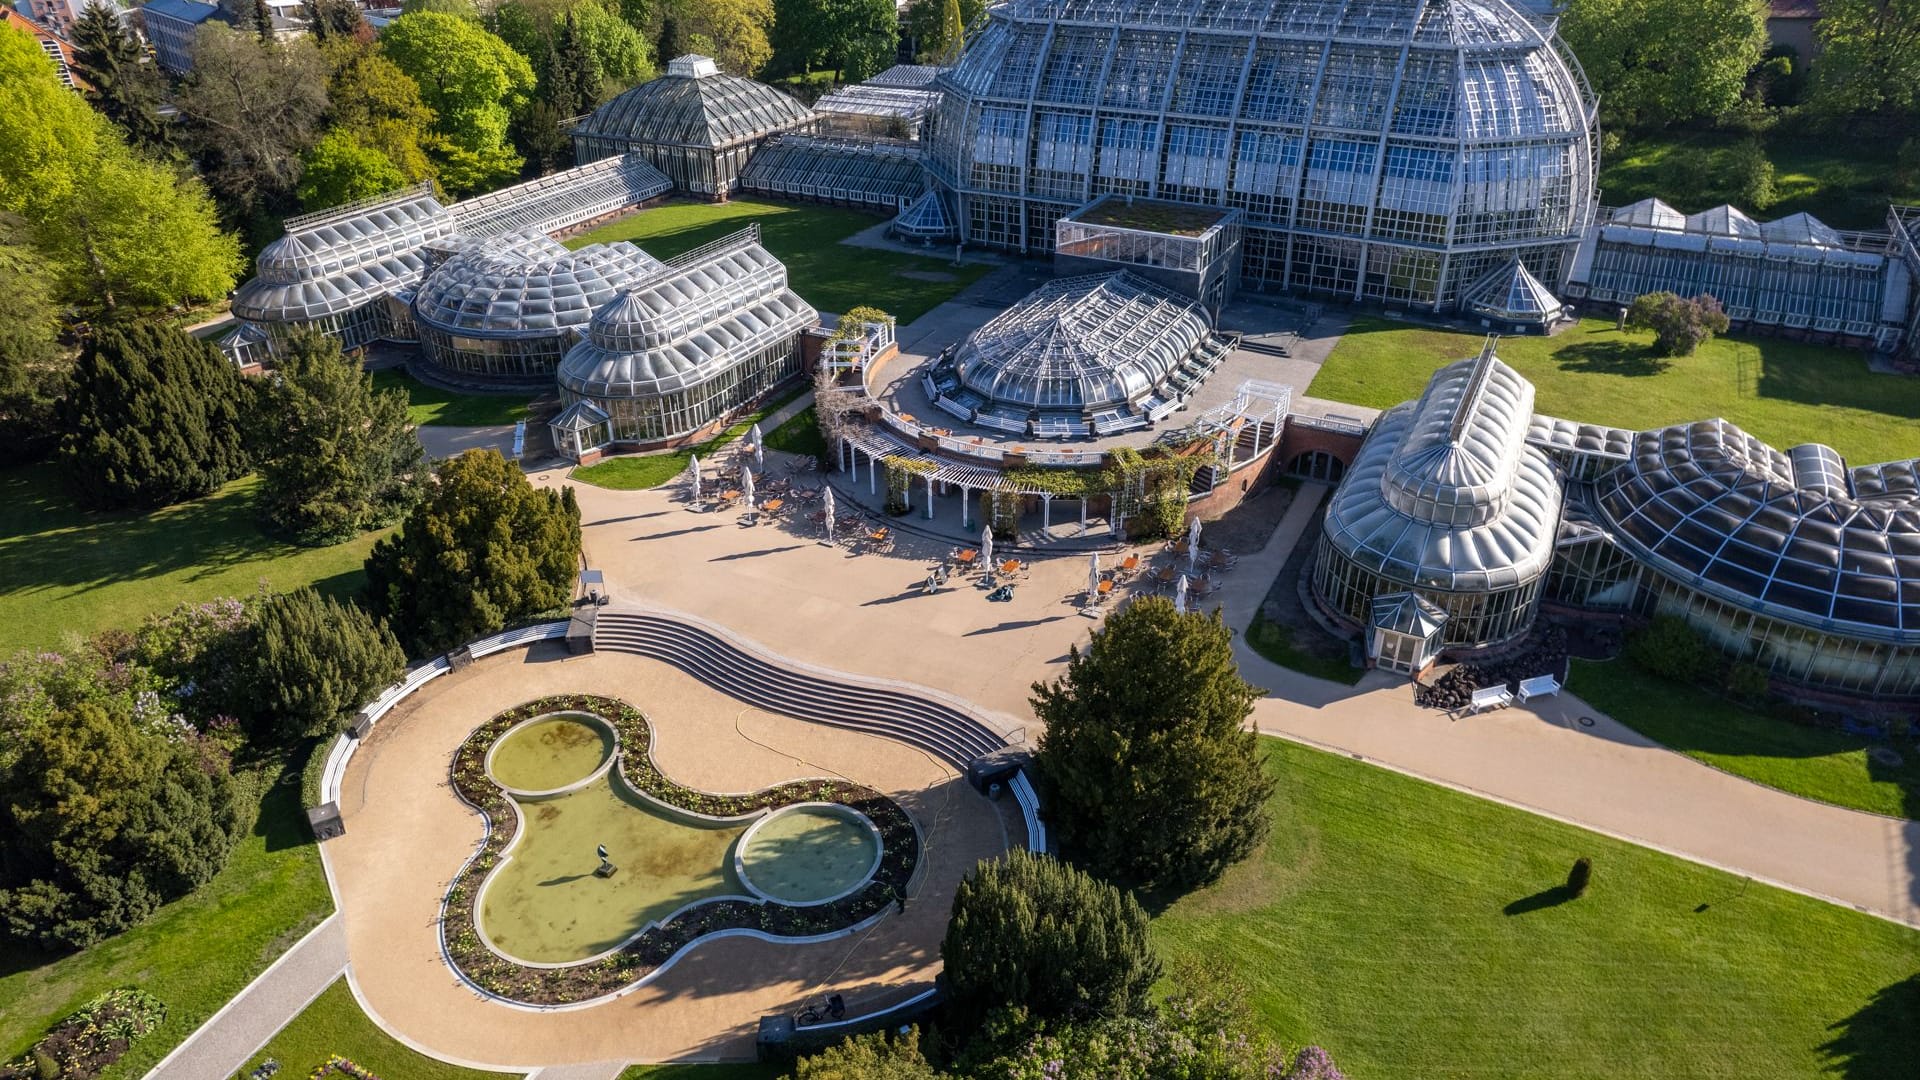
[741,466,755,510]
[1174,573,1189,614]
[749,422,764,471]
[823,486,836,544]
[980,525,994,572]
[1087,552,1101,604]
[686,453,702,506]
[1187,515,1203,577]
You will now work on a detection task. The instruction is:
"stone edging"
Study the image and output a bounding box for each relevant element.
[733,802,887,908]
[440,693,920,1007]
[481,711,620,799]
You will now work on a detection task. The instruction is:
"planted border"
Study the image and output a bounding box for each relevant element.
[442,694,919,1005]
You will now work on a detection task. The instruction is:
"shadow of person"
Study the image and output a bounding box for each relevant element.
[1502,885,1575,916]
[1819,972,1920,1079]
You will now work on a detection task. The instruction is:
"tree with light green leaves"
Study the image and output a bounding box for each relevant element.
[1809,0,1920,119]
[1558,0,1768,128]
[381,10,536,193]
[298,129,408,208]
[0,221,65,464]
[902,0,980,63]
[0,24,240,314]
[320,39,442,191]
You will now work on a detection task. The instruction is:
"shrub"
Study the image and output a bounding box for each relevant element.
[239,587,407,742]
[1568,856,1593,897]
[787,1028,939,1079]
[1032,597,1273,892]
[940,850,1161,1034]
[1625,615,1719,685]
[1725,661,1771,703]
[364,450,582,656]
[55,323,250,509]
[1626,292,1732,357]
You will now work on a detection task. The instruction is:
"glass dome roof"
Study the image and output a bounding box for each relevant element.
[411,230,665,340]
[574,54,815,150]
[1323,345,1562,593]
[1596,419,1920,642]
[232,186,456,322]
[951,272,1212,413]
[557,231,816,398]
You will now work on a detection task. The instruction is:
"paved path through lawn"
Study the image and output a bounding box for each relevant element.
[145,915,348,1080]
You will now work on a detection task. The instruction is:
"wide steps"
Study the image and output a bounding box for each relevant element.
[593,612,1006,768]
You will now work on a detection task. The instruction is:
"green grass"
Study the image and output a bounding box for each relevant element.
[369,369,531,427]
[1153,740,1920,1079]
[565,199,994,323]
[1310,316,1920,465]
[0,467,382,656]
[1598,129,1920,230]
[572,384,810,491]
[0,757,333,1079]
[618,1065,780,1080]
[762,406,829,462]
[1244,612,1362,685]
[235,979,509,1080]
[1569,659,1920,820]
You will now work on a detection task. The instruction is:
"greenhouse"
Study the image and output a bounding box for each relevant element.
[738,136,927,210]
[572,55,817,196]
[412,231,665,379]
[1459,255,1566,333]
[557,227,817,448]
[1565,199,1901,347]
[450,154,671,239]
[925,0,1598,308]
[813,67,945,139]
[1590,420,1920,697]
[1314,340,1562,653]
[924,272,1231,436]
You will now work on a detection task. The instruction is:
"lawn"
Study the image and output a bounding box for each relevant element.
[1597,129,1920,230]
[0,756,333,1079]
[1568,659,1920,820]
[369,368,531,427]
[0,467,382,656]
[761,406,829,462]
[1244,612,1362,685]
[1153,740,1920,1079]
[572,384,811,491]
[1309,316,1920,465]
[235,979,509,1080]
[565,198,994,323]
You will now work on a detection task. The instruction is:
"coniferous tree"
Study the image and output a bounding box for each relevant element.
[556,11,606,109]
[364,449,582,655]
[250,327,425,544]
[238,587,407,741]
[56,324,250,510]
[656,13,681,61]
[941,851,1162,1034]
[1031,596,1273,893]
[71,2,173,153]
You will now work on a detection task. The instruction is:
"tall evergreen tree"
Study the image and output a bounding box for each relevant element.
[71,2,172,153]
[1031,596,1273,893]
[656,13,681,61]
[249,326,424,544]
[555,10,606,109]
[239,587,408,741]
[364,449,581,655]
[56,324,250,510]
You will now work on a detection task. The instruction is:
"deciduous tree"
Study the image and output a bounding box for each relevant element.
[364,449,581,655]
[381,10,536,193]
[250,327,426,543]
[901,0,979,63]
[788,1029,941,1079]
[177,23,330,212]
[1031,596,1272,893]
[1559,0,1768,128]
[941,851,1161,1034]
[664,0,772,74]
[321,41,442,190]
[57,324,251,510]
[1810,0,1920,119]
[298,129,409,208]
[1627,291,1732,356]
[0,221,66,464]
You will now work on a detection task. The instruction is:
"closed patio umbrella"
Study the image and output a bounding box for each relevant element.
[686,453,702,506]
[749,422,764,471]
[741,466,755,510]
[1187,515,1203,577]
[1174,573,1189,614]
[980,525,994,572]
[1088,552,1101,604]
[823,486,836,544]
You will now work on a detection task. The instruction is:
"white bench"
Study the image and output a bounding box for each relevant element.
[1467,685,1515,714]
[1516,674,1561,702]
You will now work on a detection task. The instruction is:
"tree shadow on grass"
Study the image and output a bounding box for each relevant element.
[1820,972,1920,1080]
[1553,341,1672,377]
[1502,885,1576,916]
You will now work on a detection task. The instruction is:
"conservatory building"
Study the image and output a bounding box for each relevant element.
[1314,340,1563,657]
[556,226,817,449]
[572,54,818,196]
[925,0,1599,309]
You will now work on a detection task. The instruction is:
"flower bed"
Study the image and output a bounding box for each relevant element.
[309,1056,380,1080]
[0,989,165,1080]
[442,694,920,1005]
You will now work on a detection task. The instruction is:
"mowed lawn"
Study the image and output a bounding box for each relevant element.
[1597,129,1920,230]
[0,468,382,656]
[1569,660,1920,820]
[369,368,530,427]
[571,383,810,491]
[236,979,508,1080]
[1309,317,1920,465]
[1153,741,1920,1079]
[565,199,994,322]
[0,759,332,1079]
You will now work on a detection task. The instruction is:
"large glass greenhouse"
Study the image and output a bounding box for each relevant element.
[412,231,666,379]
[572,55,818,196]
[556,226,816,447]
[1314,341,1563,659]
[925,0,1598,308]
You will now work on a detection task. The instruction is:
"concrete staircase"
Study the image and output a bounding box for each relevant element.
[593,610,1009,768]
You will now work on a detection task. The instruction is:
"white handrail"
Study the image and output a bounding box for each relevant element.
[1009,770,1046,853]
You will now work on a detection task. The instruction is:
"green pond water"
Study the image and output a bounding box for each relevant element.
[739,807,878,904]
[488,714,612,792]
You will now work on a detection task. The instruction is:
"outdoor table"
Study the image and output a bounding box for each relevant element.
[1120,554,1140,574]
[869,527,891,542]
[1154,567,1177,588]
[761,498,784,514]
[1097,579,1115,596]
[1000,560,1020,577]
[719,489,741,502]
[954,548,979,566]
